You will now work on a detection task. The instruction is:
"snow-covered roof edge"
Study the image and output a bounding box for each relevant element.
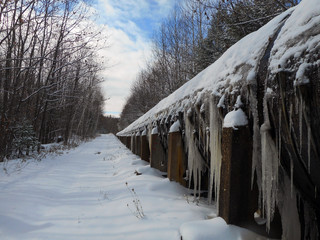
[117,0,318,136]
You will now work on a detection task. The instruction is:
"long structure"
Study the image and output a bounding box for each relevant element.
[117,1,320,239]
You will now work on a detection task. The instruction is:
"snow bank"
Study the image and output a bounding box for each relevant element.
[180,217,271,240]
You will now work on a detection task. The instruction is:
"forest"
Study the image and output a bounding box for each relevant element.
[119,0,300,129]
[0,0,106,160]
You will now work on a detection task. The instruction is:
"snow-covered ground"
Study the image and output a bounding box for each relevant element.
[0,134,272,240]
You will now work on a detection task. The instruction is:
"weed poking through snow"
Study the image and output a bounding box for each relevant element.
[125,182,145,219]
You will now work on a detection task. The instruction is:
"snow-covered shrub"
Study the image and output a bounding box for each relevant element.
[11,121,39,157]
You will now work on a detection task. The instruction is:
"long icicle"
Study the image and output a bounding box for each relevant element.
[208,96,222,208]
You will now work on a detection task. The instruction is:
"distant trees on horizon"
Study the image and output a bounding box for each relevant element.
[98,115,119,135]
[119,0,300,129]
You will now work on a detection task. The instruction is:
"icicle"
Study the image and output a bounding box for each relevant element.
[291,156,294,198]
[198,120,202,151]
[299,97,303,154]
[261,121,279,231]
[261,94,279,232]
[193,162,198,198]
[278,169,301,240]
[249,89,262,193]
[198,167,202,199]
[184,114,204,202]
[289,103,293,132]
[234,95,243,109]
[205,127,210,155]
[200,103,205,113]
[308,125,311,174]
[217,94,225,108]
[278,109,282,165]
[295,91,299,115]
[208,96,222,207]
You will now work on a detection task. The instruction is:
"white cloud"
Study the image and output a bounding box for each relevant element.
[92,0,176,117]
[98,25,151,116]
[98,0,168,20]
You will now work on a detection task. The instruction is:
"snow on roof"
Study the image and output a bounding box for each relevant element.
[269,0,320,75]
[118,0,317,136]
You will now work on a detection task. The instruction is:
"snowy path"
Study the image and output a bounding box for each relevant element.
[0,134,214,240]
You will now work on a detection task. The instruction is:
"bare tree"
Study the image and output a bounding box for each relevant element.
[0,0,107,160]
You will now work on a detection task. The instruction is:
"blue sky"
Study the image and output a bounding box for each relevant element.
[90,0,177,117]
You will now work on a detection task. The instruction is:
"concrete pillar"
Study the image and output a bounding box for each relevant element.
[219,125,255,225]
[140,135,150,162]
[150,133,167,173]
[167,131,186,187]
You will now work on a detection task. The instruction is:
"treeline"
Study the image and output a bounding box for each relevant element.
[97,115,119,135]
[119,0,299,129]
[0,0,106,160]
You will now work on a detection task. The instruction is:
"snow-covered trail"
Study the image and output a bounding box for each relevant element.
[0,134,213,240]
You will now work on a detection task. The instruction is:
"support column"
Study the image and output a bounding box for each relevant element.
[167,131,186,187]
[140,134,150,162]
[219,125,254,225]
[126,136,131,149]
[131,134,135,154]
[150,133,167,173]
[135,133,141,156]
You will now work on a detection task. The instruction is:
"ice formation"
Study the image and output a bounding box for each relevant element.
[249,88,262,197]
[208,98,222,206]
[184,114,204,199]
[234,95,243,109]
[277,169,301,240]
[217,94,225,108]
[260,120,279,231]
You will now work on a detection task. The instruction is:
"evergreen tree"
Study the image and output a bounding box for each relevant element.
[11,120,40,157]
